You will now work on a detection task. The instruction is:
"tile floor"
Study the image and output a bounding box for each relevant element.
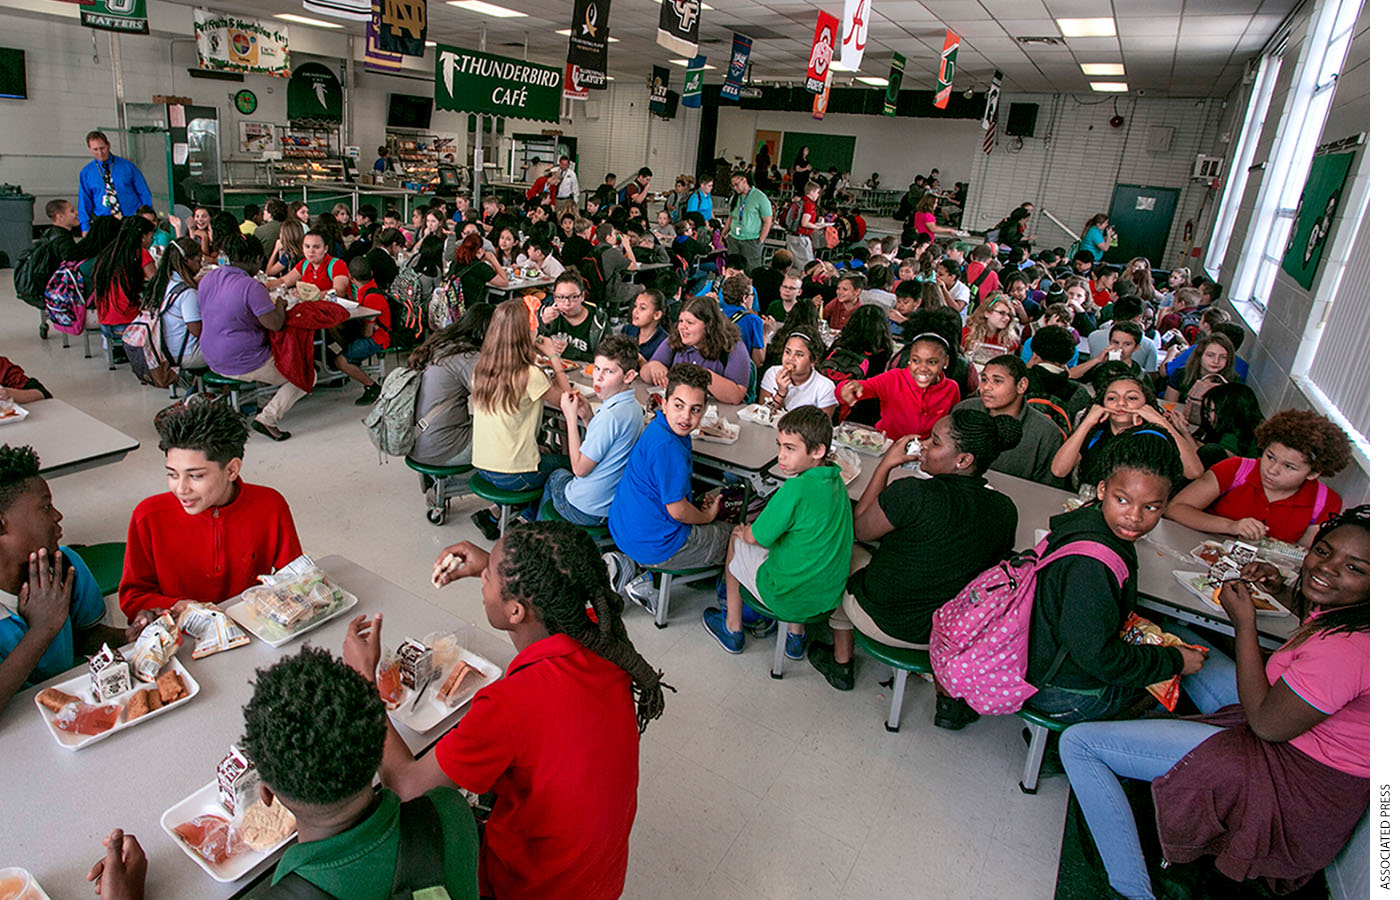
[1,283,1069,899]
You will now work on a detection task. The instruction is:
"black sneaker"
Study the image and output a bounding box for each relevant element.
[934,694,981,731]
[355,383,382,406]
[807,641,854,691]
[471,508,500,542]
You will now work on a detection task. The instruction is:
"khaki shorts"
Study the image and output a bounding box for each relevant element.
[727,538,767,599]
[654,521,734,570]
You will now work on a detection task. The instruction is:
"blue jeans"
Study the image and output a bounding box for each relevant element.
[1024,683,1138,725]
[477,454,568,517]
[1060,629,1238,900]
[540,468,606,527]
[100,323,128,343]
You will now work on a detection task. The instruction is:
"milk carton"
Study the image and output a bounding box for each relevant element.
[217,746,258,815]
[89,644,131,701]
[397,639,433,690]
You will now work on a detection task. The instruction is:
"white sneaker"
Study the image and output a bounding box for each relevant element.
[623,575,659,616]
[602,551,638,596]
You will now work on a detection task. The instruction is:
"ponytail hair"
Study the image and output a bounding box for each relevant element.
[498,522,672,733]
[947,408,1023,476]
[141,236,201,313]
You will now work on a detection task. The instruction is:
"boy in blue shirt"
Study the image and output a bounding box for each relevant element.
[718,273,766,367]
[0,445,140,711]
[541,335,646,527]
[604,364,733,609]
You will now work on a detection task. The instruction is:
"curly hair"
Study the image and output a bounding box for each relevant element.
[948,408,1023,476]
[1254,409,1352,477]
[241,646,387,806]
[156,395,248,465]
[1090,424,1185,486]
[1286,505,1369,645]
[668,296,741,361]
[498,523,671,733]
[0,445,41,513]
[665,362,712,400]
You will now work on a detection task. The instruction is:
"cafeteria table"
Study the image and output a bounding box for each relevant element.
[0,555,514,899]
[486,275,553,300]
[6,399,140,478]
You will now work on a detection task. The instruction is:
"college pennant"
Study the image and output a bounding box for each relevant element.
[656,0,701,58]
[567,0,609,91]
[806,10,839,94]
[564,63,590,100]
[840,0,869,72]
[882,52,904,115]
[719,32,752,102]
[682,55,705,108]
[934,30,960,109]
[377,0,426,58]
[364,10,402,73]
[649,65,670,115]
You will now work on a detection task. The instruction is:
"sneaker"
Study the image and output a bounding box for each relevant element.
[807,641,854,691]
[355,383,382,406]
[702,608,745,654]
[743,605,777,638]
[934,694,982,731]
[623,574,659,616]
[784,630,808,661]
[471,508,500,542]
[602,551,638,597]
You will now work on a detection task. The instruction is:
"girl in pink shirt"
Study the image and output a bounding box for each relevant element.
[838,332,958,439]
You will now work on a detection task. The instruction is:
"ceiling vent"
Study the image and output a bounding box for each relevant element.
[1016,36,1064,46]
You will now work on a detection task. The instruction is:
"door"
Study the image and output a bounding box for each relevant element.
[1105,184,1179,267]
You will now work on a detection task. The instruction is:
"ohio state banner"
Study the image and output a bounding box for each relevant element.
[806,10,838,94]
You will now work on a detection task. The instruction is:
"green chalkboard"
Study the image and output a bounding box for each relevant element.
[779,131,856,173]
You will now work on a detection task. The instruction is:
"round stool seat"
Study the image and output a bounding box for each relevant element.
[201,371,258,389]
[538,500,610,539]
[853,631,932,673]
[467,472,543,507]
[737,586,831,626]
[405,457,474,479]
[1015,707,1071,733]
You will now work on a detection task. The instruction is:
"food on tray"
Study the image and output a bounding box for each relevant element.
[833,448,861,486]
[132,613,180,683]
[37,687,80,713]
[238,797,296,851]
[294,282,322,302]
[1257,537,1307,564]
[1193,541,1225,566]
[243,567,344,631]
[834,424,889,453]
[178,603,250,658]
[89,644,131,701]
[697,419,737,441]
[737,404,774,426]
[127,688,163,721]
[377,656,405,710]
[1212,583,1278,611]
[157,669,189,704]
[54,702,121,735]
[0,406,19,420]
[437,659,487,705]
[175,814,248,865]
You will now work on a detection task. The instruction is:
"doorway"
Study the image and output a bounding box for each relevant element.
[1105,184,1180,267]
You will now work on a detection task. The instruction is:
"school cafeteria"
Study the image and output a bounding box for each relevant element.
[0,0,1378,897]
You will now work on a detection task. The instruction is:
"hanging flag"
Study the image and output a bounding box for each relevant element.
[682,55,705,108]
[806,10,838,94]
[720,32,752,103]
[934,30,961,109]
[882,52,905,116]
[82,0,149,35]
[564,63,591,100]
[812,71,831,120]
[982,69,1003,154]
[649,66,670,115]
[378,0,426,58]
[364,13,402,73]
[657,0,701,58]
[567,0,609,91]
[193,10,291,78]
[302,0,371,23]
[840,0,869,72]
[287,62,343,126]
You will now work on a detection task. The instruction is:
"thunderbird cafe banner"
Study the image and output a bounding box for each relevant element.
[193,10,291,77]
[436,45,562,123]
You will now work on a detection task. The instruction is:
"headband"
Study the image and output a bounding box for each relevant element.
[909,332,951,351]
[786,331,815,348]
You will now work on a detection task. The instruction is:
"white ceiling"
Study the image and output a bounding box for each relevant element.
[168,0,1297,97]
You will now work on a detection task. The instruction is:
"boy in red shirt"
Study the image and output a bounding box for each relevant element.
[327,256,391,406]
[119,397,302,620]
[822,273,864,330]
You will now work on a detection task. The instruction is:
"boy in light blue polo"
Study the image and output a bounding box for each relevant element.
[540,335,645,527]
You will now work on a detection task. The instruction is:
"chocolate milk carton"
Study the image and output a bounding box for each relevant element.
[217,746,258,815]
[397,639,433,690]
[89,644,131,701]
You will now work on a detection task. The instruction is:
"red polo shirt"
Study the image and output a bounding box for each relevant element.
[857,366,959,439]
[435,633,639,900]
[297,257,349,291]
[1206,456,1341,544]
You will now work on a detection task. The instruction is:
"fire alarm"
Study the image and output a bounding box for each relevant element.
[1109,114,1124,128]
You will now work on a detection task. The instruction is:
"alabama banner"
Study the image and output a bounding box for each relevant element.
[564,63,590,101]
[649,65,670,115]
[934,30,961,109]
[82,0,149,35]
[840,0,869,72]
[436,45,562,123]
[567,0,609,90]
[657,0,701,58]
[681,55,705,109]
[378,0,426,57]
[193,10,290,78]
[364,13,402,73]
[812,71,831,120]
[806,10,838,94]
[720,32,751,102]
[882,52,904,116]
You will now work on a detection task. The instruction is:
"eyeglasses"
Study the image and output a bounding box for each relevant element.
[554,292,583,301]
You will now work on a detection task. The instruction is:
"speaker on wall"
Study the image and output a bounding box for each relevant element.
[1006,102,1039,137]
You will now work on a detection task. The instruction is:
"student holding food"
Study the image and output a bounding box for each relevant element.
[758,331,837,417]
[119,397,303,621]
[343,522,668,900]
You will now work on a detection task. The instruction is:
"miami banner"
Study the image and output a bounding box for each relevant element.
[934,30,960,109]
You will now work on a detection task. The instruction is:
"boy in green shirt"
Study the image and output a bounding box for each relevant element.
[703,406,854,660]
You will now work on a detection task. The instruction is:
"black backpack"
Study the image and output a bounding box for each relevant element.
[13,228,70,310]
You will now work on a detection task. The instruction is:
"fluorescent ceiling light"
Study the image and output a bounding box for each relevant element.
[553,28,617,42]
[829,59,854,71]
[856,75,889,86]
[273,13,342,28]
[1080,62,1124,75]
[668,58,717,69]
[426,41,437,47]
[1057,17,1116,38]
[445,0,527,18]
[1090,81,1129,92]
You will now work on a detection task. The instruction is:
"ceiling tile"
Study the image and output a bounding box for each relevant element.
[1064,36,1122,54]
[1114,0,1186,16]
[1117,16,1184,37]
[1042,0,1116,15]
[1179,15,1256,36]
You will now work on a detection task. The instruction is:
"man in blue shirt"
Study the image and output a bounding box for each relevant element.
[77,130,153,233]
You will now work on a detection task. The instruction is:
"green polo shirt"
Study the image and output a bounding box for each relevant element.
[752,463,853,619]
[264,788,480,900]
[730,187,773,241]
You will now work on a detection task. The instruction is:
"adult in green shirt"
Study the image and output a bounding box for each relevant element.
[722,171,772,273]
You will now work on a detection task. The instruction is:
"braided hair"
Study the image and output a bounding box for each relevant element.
[1283,505,1369,647]
[1090,424,1184,487]
[497,522,672,733]
[947,408,1023,476]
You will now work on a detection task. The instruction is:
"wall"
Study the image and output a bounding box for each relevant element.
[715,107,984,189]
[962,93,1228,266]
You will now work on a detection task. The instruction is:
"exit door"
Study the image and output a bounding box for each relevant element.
[1105,184,1179,267]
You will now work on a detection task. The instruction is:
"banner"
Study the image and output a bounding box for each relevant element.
[436,45,562,123]
[378,0,426,57]
[806,10,838,94]
[287,62,343,125]
[882,52,904,116]
[1281,149,1356,290]
[934,30,961,109]
[364,13,402,73]
[567,0,609,90]
[302,0,371,23]
[840,0,869,72]
[982,70,1002,154]
[720,32,751,103]
[813,71,831,120]
[649,65,670,115]
[563,63,590,101]
[681,55,705,108]
[657,0,701,58]
[193,10,290,78]
[82,0,148,35]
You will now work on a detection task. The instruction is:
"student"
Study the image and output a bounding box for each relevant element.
[1166,408,1349,546]
[604,364,734,604]
[759,331,837,416]
[1090,264,1118,308]
[347,522,666,900]
[1024,324,1093,424]
[32,199,80,281]
[1069,322,1146,383]
[640,297,750,405]
[0,358,51,404]
[960,294,1022,355]
[138,236,205,369]
[0,445,138,711]
[265,219,306,279]
[524,238,564,280]
[1020,302,1082,368]
[1077,214,1114,262]
[469,300,570,539]
[684,175,713,221]
[1086,295,1158,371]
[886,280,923,337]
[1163,333,1237,424]
[621,289,669,363]
[279,229,351,297]
[822,273,864,330]
[1061,507,1369,900]
[1192,382,1263,468]
[92,214,157,343]
[808,410,1021,697]
[537,270,606,363]
[252,198,287,258]
[1025,428,1204,725]
[786,181,828,269]
[704,407,854,657]
[765,272,809,325]
[541,335,645,528]
[838,332,959,439]
[954,354,1064,486]
[719,272,766,366]
[822,305,894,424]
[323,256,390,406]
[446,233,510,303]
[399,306,489,473]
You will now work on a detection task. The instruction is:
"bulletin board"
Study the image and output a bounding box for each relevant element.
[778,131,856,173]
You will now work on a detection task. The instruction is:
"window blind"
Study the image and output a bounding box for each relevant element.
[1306,207,1369,440]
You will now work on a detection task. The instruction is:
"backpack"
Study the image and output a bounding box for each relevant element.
[44,261,89,335]
[388,258,430,345]
[821,346,872,385]
[1224,457,1332,526]
[364,366,456,458]
[929,538,1130,716]
[122,281,193,388]
[13,229,68,309]
[247,795,450,900]
[1025,397,1072,440]
[781,198,805,232]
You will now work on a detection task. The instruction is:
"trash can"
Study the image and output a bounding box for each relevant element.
[0,185,35,269]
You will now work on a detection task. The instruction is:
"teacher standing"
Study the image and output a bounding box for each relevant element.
[77,130,152,234]
[723,170,772,273]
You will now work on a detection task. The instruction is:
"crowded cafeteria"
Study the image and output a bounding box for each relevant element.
[0,0,1376,897]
